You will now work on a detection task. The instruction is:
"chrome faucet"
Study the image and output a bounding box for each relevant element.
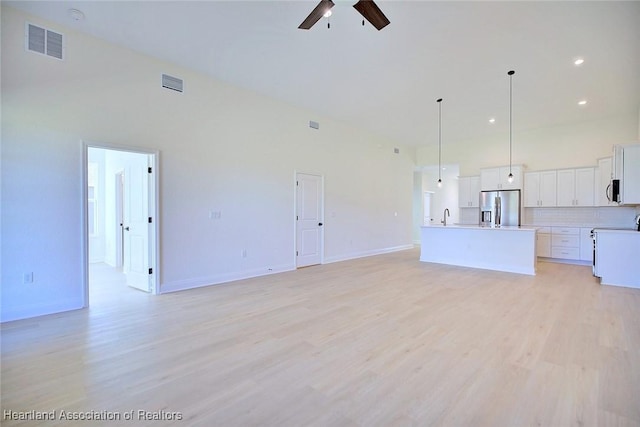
[441,208,450,226]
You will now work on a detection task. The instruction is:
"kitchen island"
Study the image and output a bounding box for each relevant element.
[593,228,640,289]
[420,225,537,275]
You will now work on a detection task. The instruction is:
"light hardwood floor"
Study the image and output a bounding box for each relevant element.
[2,249,639,426]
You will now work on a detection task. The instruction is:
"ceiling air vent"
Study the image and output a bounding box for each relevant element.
[161,74,184,93]
[26,23,64,60]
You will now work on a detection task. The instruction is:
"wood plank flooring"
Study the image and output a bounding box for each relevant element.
[2,249,640,426]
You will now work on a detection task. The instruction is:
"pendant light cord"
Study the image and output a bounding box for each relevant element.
[508,71,514,175]
[437,98,442,182]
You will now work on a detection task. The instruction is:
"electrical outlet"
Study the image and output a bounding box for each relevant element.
[23,272,33,284]
[209,210,222,220]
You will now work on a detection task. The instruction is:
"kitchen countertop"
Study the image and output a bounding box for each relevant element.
[423,224,537,231]
[592,228,639,234]
[421,224,537,275]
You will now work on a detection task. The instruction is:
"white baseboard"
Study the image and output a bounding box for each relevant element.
[161,263,296,294]
[324,244,414,264]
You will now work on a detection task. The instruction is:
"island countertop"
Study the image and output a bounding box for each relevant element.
[422,224,538,231]
[420,224,537,275]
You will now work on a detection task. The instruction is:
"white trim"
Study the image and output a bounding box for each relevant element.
[294,171,325,268]
[161,264,296,294]
[81,141,161,303]
[324,244,414,264]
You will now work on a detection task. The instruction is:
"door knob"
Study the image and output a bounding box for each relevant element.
[318,222,323,226]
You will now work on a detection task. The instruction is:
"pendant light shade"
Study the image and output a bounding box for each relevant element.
[507,70,515,183]
[437,98,443,188]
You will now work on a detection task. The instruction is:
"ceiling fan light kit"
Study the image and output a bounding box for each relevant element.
[299,0,390,31]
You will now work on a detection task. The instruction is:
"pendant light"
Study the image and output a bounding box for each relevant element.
[507,70,515,183]
[437,98,443,188]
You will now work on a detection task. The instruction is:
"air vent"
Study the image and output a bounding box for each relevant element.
[309,121,320,130]
[161,74,184,93]
[26,23,64,60]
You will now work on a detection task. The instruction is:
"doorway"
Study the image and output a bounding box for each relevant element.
[84,144,159,307]
[295,173,324,268]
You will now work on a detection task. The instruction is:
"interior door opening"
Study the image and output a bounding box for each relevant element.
[85,144,158,306]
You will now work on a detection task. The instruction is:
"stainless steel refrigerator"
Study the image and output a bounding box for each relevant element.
[479,189,521,227]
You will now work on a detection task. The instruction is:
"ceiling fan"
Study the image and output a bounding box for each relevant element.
[298,0,390,31]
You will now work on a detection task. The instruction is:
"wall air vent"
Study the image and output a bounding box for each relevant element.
[26,23,64,60]
[161,74,184,93]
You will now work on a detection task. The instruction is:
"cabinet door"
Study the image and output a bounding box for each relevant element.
[480,168,500,191]
[458,177,469,208]
[575,167,595,206]
[537,233,551,257]
[523,172,540,207]
[468,176,480,207]
[622,145,640,204]
[556,169,575,206]
[539,171,557,207]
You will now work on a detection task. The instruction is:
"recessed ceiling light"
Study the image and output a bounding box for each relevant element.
[574,58,585,66]
[578,99,588,106]
[489,118,496,124]
[68,8,85,21]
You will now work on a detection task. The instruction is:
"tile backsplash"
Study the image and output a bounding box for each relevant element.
[460,206,640,228]
[523,206,640,227]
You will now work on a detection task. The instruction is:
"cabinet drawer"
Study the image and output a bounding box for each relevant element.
[552,235,580,247]
[551,247,580,260]
[552,227,579,235]
[536,226,551,234]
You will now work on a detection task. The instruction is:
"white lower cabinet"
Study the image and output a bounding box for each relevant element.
[536,227,551,258]
[550,227,580,260]
[537,226,593,263]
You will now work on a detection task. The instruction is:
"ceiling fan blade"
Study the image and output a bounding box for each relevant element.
[353,0,390,31]
[298,0,335,30]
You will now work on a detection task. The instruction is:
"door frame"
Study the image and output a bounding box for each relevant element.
[81,141,160,307]
[293,171,325,267]
[114,170,125,268]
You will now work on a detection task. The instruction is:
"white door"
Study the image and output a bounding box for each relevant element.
[123,154,151,291]
[296,173,323,267]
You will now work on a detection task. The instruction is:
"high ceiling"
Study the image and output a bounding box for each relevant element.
[6,1,640,147]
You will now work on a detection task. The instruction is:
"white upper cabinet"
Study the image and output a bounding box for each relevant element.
[458,176,480,208]
[621,144,640,204]
[524,171,557,207]
[480,166,522,191]
[557,167,595,207]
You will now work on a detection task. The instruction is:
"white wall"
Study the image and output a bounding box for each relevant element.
[417,113,639,175]
[1,7,415,321]
[87,148,106,263]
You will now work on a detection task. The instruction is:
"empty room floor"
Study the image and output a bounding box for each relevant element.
[2,249,639,426]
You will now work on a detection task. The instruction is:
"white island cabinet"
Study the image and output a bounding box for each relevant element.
[594,229,640,289]
[420,225,537,275]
